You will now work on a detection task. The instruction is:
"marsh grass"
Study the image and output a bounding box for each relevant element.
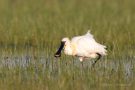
[0,0,135,90]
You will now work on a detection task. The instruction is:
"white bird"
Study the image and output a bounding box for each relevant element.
[55,30,107,65]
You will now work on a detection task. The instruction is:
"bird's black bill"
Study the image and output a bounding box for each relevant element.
[54,41,65,58]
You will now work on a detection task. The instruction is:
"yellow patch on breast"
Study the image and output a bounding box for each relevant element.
[71,43,77,56]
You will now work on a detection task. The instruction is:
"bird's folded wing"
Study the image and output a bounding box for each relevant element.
[73,35,107,55]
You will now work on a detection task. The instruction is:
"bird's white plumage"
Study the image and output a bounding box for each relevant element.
[59,30,107,62]
[71,31,107,57]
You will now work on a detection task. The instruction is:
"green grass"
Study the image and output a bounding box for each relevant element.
[0,0,134,90]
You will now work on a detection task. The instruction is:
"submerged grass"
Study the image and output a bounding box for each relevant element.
[0,0,134,90]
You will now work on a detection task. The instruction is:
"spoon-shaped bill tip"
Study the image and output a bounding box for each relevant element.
[54,41,65,58]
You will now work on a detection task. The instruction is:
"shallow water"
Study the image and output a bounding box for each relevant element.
[0,53,134,90]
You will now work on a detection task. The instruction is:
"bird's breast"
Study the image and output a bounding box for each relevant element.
[64,46,73,55]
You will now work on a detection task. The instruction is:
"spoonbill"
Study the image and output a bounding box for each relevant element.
[55,30,107,65]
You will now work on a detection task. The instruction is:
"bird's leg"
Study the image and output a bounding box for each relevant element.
[79,57,84,68]
[96,53,102,60]
[92,59,99,67]
[92,53,101,67]
[79,57,84,62]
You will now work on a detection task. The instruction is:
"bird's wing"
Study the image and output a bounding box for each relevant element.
[71,31,107,56]
[71,30,94,43]
[71,36,82,44]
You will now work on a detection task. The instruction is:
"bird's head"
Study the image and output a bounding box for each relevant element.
[54,37,70,58]
[62,37,70,44]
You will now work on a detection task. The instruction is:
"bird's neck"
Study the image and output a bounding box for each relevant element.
[64,42,75,56]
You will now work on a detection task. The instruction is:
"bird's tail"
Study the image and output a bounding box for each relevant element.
[97,44,107,56]
[101,45,107,56]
